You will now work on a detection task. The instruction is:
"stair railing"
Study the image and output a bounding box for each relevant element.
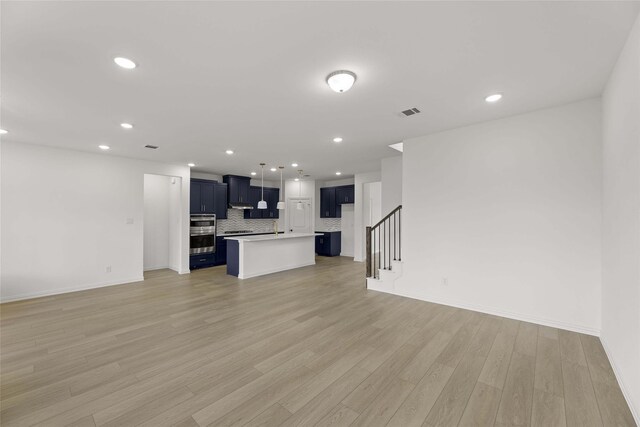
[366,205,402,279]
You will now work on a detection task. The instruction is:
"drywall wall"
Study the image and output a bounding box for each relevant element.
[398,98,603,334]
[354,171,382,261]
[143,174,181,272]
[381,156,402,215]
[0,142,190,301]
[601,14,640,423]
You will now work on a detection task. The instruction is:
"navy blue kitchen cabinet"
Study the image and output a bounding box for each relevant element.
[335,185,355,204]
[315,231,341,256]
[190,179,227,217]
[245,186,263,219]
[320,187,341,218]
[190,181,202,213]
[265,188,280,219]
[190,179,214,214]
[213,182,228,219]
[223,175,251,205]
[190,253,215,269]
[245,187,280,219]
[214,236,227,265]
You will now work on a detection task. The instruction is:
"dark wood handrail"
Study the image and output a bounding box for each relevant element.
[366,205,402,281]
[371,204,402,230]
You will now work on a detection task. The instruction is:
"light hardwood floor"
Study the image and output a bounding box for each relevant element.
[1,257,635,426]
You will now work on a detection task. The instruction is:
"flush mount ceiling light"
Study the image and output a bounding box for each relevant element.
[326,70,356,93]
[114,57,137,69]
[98,145,110,150]
[120,123,133,129]
[277,166,285,210]
[485,93,503,103]
[225,149,234,155]
[333,137,343,143]
[188,163,195,167]
[291,163,298,167]
[258,163,267,209]
[0,129,7,134]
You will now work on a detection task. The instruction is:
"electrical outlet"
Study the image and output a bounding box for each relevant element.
[441,277,448,286]
[106,266,112,273]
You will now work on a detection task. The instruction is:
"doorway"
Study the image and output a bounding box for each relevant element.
[287,198,312,234]
[143,174,182,272]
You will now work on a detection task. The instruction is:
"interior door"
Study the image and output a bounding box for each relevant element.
[288,198,312,233]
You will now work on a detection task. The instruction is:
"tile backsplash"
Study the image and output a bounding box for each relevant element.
[217,209,281,234]
[317,218,341,232]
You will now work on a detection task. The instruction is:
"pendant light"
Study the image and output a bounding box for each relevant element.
[296,170,304,210]
[258,163,267,209]
[276,166,285,210]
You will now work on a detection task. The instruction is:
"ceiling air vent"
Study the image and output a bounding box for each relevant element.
[401,107,421,117]
[145,145,159,149]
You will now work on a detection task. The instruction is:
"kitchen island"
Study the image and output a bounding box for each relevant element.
[225,233,321,279]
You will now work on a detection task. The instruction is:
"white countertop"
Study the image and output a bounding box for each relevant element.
[224,232,322,242]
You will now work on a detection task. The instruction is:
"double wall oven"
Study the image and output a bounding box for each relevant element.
[190,214,216,254]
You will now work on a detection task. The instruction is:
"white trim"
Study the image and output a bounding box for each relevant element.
[0,276,145,303]
[144,265,170,272]
[600,335,640,425]
[368,287,600,336]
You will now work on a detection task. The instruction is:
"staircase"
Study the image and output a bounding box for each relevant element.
[366,205,403,293]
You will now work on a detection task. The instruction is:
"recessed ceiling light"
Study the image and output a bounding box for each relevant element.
[270,167,277,172]
[294,178,300,182]
[291,163,298,167]
[485,93,502,103]
[335,171,342,176]
[188,163,195,167]
[114,57,136,69]
[326,70,357,93]
[225,149,234,155]
[98,145,110,150]
[251,171,257,176]
[333,137,343,143]
[120,123,133,129]
[0,129,7,134]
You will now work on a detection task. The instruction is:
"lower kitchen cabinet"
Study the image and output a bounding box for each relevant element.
[190,253,215,270]
[315,231,341,256]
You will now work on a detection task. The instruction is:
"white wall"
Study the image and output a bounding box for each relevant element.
[143,174,181,272]
[354,171,382,261]
[381,155,403,215]
[0,142,191,301]
[398,98,603,334]
[601,14,640,423]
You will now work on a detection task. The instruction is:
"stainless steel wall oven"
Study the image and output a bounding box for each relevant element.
[190,214,216,254]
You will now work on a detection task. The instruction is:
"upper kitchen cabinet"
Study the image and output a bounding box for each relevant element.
[335,185,355,204]
[320,187,340,218]
[223,175,251,205]
[213,182,228,219]
[245,186,263,219]
[245,186,279,219]
[190,179,227,217]
[190,179,215,214]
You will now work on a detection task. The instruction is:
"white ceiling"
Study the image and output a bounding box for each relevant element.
[2,1,638,180]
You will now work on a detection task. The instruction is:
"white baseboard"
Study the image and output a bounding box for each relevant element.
[144,265,170,272]
[600,335,640,425]
[0,276,145,303]
[372,287,600,336]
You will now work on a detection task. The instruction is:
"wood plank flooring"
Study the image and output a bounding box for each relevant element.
[0,256,635,426]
